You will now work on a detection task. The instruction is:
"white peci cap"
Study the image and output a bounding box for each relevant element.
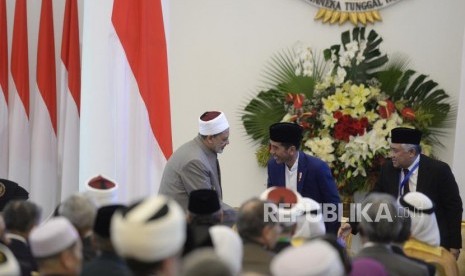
[271,239,344,276]
[29,217,79,258]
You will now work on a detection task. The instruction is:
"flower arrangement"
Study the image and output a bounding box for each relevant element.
[242,27,454,198]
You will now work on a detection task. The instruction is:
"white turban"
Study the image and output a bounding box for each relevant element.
[198,112,229,135]
[85,174,119,207]
[30,217,79,258]
[209,225,243,275]
[399,192,440,247]
[260,187,302,226]
[111,195,186,262]
[0,244,20,275]
[293,197,326,239]
[271,239,345,276]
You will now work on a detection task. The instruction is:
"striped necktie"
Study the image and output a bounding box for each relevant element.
[403,168,410,194]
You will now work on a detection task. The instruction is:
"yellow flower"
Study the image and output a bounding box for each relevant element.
[350,84,370,106]
[369,86,381,97]
[365,111,379,122]
[333,89,350,109]
[322,113,337,128]
[353,103,366,116]
[322,97,339,113]
[341,108,356,117]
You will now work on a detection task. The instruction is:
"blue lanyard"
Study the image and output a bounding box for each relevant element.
[399,161,419,195]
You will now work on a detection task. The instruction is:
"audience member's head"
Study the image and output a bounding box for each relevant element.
[236,198,281,250]
[393,214,412,244]
[92,204,126,252]
[399,191,440,246]
[349,258,388,276]
[3,200,41,238]
[0,179,29,211]
[359,193,401,243]
[187,189,222,225]
[0,214,8,244]
[111,195,186,276]
[260,187,301,236]
[0,243,20,276]
[293,197,325,239]
[29,217,82,276]
[58,193,97,237]
[209,225,243,275]
[271,238,345,276]
[181,248,232,276]
[319,234,352,274]
[85,175,119,207]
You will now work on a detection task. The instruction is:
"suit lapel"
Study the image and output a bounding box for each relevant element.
[416,154,428,192]
[296,152,306,193]
[388,163,401,196]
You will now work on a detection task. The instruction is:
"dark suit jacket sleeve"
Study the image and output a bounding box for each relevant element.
[311,158,341,234]
[373,161,394,194]
[267,159,285,188]
[436,162,463,249]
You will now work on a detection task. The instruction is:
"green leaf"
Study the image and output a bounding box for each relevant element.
[241,89,287,145]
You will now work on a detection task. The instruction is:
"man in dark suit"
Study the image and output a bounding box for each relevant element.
[3,200,41,276]
[373,127,462,258]
[81,204,132,276]
[267,122,341,234]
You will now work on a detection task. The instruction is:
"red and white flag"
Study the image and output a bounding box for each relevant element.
[8,0,30,189]
[30,0,58,216]
[58,0,81,200]
[80,0,172,202]
[0,0,8,178]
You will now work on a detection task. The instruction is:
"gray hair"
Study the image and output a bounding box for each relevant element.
[400,143,422,155]
[58,193,97,232]
[236,198,277,242]
[359,193,402,243]
[181,248,232,276]
[3,200,41,233]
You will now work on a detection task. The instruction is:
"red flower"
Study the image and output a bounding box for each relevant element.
[378,100,395,119]
[360,117,369,128]
[300,121,310,129]
[333,111,343,120]
[401,107,415,121]
[293,94,305,109]
[285,93,294,104]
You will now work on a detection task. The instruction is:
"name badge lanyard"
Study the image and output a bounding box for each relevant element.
[399,161,419,197]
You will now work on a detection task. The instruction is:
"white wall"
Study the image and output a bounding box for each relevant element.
[168,0,465,208]
[453,26,465,219]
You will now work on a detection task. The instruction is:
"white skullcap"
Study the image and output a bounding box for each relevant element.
[293,197,326,239]
[209,225,243,275]
[260,187,302,226]
[111,195,186,262]
[0,244,20,276]
[29,217,79,258]
[399,192,440,247]
[271,239,345,276]
[85,175,119,207]
[198,111,229,135]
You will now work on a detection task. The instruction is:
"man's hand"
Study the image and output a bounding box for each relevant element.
[449,248,460,260]
[337,222,352,239]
